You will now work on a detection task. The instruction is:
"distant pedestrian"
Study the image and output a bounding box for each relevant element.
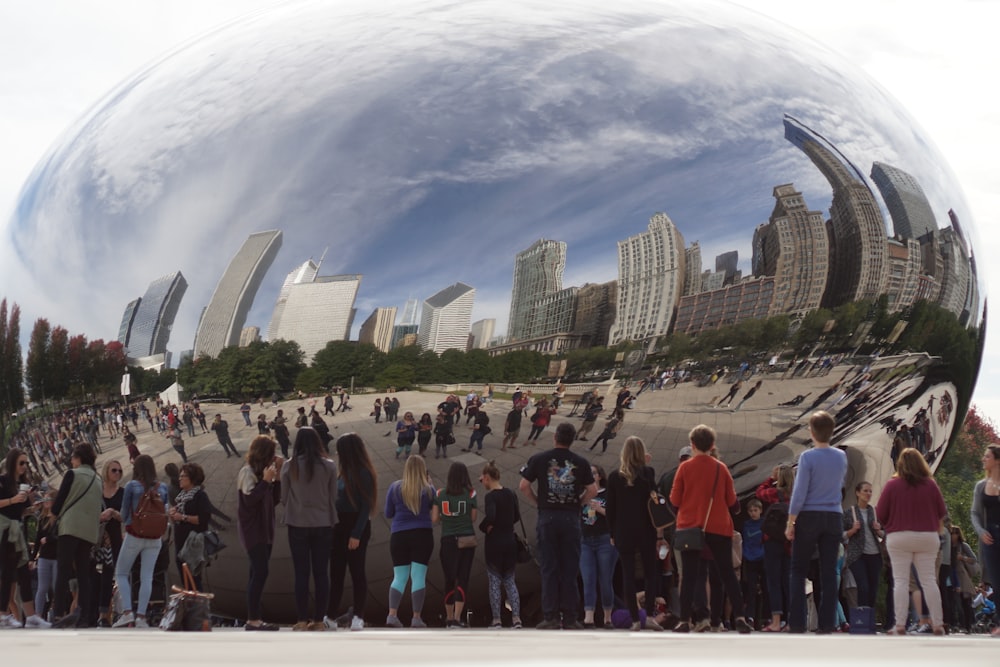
[211,415,240,458]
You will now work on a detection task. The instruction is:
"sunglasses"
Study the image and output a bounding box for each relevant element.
[17,461,28,467]
[110,468,122,473]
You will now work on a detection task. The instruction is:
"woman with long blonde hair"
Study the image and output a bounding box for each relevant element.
[606,436,663,630]
[875,447,946,635]
[384,455,435,628]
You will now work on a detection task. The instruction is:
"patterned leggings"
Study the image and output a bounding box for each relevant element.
[487,570,521,620]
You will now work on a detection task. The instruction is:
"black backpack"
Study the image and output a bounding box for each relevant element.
[761,498,789,542]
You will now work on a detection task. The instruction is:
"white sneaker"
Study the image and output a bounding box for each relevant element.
[135,617,149,629]
[24,615,51,629]
[351,616,364,631]
[112,611,136,628]
[0,614,21,629]
[322,616,337,631]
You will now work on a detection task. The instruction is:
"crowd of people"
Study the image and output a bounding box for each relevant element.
[0,382,993,636]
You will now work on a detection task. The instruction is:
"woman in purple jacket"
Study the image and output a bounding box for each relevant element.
[238,436,283,630]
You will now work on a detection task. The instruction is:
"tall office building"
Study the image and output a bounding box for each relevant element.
[400,298,419,326]
[269,274,361,362]
[391,324,419,350]
[573,281,617,348]
[418,282,475,354]
[683,243,703,296]
[715,251,739,286]
[608,212,686,345]
[884,237,923,312]
[117,298,141,351]
[193,230,282,359]
[752,185,829,317]
[359,307,398,353]
[239,326,261,347]
[469,319,496,350]
[784,115,888,307]
[508,239,566,342]
[124,271,188,359]
[267,259,319,341]
[871,162,938,240]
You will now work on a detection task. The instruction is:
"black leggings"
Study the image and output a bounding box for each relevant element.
[54,534,94,621]
[330,514,371,618]
[679,532,745,624]
[440,536,475,604]
[0,538,33,607]
[246,542,272,620]
[619,542,659,622]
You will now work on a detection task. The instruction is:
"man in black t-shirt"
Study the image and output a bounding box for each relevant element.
[437,395,461,425]
[519,422,597,629]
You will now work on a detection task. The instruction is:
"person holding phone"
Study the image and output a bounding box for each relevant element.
[0,449,50,628]
[238,436,283,630]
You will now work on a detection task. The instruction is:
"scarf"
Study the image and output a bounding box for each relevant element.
[174,485,202,514]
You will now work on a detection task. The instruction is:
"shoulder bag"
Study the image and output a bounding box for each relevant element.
[673,461,720,551]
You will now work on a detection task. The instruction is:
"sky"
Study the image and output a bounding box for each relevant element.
[1,0,998,416]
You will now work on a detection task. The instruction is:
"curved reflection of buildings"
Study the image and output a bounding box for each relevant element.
[117,271,187,370]
[192,230,282,360]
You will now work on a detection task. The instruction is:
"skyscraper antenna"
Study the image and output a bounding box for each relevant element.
[316,246,329,273]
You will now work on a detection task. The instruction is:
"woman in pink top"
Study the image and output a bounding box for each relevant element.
[875,447,947,635]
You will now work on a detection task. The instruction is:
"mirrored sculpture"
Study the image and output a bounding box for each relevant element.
[8,0,984,624]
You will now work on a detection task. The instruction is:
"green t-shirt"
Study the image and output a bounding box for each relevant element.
[434,488,477,537]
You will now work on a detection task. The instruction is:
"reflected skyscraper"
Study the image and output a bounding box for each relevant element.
[117,298,141,351]
[359,306,397,353]
[609,213,686,344]
[126,271,188,359]
[871,161,938,240]
[268,259,319,341]
[508,239,567,341]
[193,230,282,359]
[784,115,888,307]
[469,318,495,350]
[573,281,617,348]
[418,282,475,354]
[400,298,419,326]
[752,185,828,317]
[683,243,702,296]
[269,274,361,362]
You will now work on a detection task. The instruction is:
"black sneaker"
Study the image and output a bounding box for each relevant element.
[536,618,561,630]
[673,622,691,633]
[735,618,752,634]
[564,620,585,630]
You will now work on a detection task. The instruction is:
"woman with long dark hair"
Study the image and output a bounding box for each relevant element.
[0,449,49,628]
[579,463,615,629]
[432,462,478,627]
[971,443,1000,634]
[238,435,282,630]
[384,455,435,628]
[330,433,378,631]
[416,413,433,457]
[281,427,339,631]
[113,455,169,628]
[479,460,522,629]
[843,481,884,609]
[607,436,664,631]
[876,447,947,635]
[395,412,418,460]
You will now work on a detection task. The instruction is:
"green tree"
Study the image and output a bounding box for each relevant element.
[0,300,25,447]
[25,318,51,403]
[937,406,997,551]
[48,325,70,400]
[376,363,416,390]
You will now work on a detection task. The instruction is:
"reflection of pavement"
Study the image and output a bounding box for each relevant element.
[76,359,946,623]
[3,627,993,659]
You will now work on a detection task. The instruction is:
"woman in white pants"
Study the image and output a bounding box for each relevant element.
[875,448,947,635]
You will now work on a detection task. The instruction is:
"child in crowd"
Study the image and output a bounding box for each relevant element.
[741,499,765,627]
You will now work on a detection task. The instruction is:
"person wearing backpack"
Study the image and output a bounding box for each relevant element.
[113,454,169,628]
[755,464,795,632]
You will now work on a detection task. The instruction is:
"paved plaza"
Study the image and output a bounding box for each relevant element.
[4,627,994,666]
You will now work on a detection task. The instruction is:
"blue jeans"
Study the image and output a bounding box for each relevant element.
[980,524,1000,589]
[468,431,485,451]
[580,533,617,611]
[288,525,333,622]
[34,558,58,615]
[789,511,842,633]
[537,510,583,620]
[115,533,162,616]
